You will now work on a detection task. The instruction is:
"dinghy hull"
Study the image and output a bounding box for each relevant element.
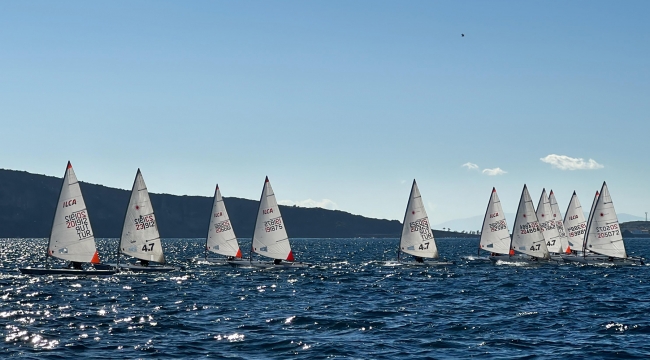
[19,268,117,275]
[96,263,180,272]
[228,260,310,268]
[489,254,550,264]
[563,254,643,265]
[398,260,454,266]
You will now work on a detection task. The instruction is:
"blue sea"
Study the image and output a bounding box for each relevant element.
[2,237,650,359]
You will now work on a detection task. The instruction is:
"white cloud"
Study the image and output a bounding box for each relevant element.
[540,154,604,170]
[278,199,338,210]
[482,168,507,176]
[462,162,479,170]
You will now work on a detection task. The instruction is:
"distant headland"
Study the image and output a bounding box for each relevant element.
[0,168,478,239]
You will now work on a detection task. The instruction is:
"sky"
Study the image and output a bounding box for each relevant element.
[1,1,649,227]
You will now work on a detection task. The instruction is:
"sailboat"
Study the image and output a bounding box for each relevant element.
[19,162,116,275]
[572,182,643,265]
[560,191,592,262]
[229,176,309,268]
[396,180,451,266]
[197,184,245,265]
[548,190,570,255]
[492,185,549,263]
[467,187,512,262]
[98,169,179,272]
[536,189,563,261]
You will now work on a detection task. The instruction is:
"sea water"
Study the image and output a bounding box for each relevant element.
[1,238,650,359]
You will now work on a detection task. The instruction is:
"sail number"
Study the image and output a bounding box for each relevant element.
[419,242,430,250]
[264,217,283,232]
[134,215,155,230]
[596,224,619,238]
[546,240,556,247]
[141,243,155,252]
[489,220,507,232]
[567,223,586,238]
[519,222,540,234]
[410,218,434,240]
[215,220,232,233]
[65,210,92,239]
[529,244,541,251]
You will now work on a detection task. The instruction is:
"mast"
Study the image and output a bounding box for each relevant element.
[206,184,219,260]
[46,162,71,267]
[250,176,269,262]
[398,180,416,261]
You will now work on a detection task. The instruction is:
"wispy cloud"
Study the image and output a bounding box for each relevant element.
[462,162,479,170]
[482,168,507,176]
[540,154,604,170]
[278,199,338,210]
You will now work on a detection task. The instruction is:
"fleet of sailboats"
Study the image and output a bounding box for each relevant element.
[15,163,647,275]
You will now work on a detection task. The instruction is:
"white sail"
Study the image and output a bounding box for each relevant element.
[584,182,626,258]
[399,180,438,259]
[536,189,562,253]
[206,185,242,258]
[252,177,294,261]
[479,187,511,255]
[119,169,165,263]
[511,185,549,259]
[48,162,100,263]
[564,191,590,252]
[584,190,600,251]
[548,190,570,253]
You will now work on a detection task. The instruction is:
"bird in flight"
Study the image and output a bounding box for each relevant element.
[461,34,465,37]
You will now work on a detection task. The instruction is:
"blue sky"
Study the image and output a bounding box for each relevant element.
[1,1,649,226]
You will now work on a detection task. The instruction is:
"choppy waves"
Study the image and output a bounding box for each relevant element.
[2,238,650,358]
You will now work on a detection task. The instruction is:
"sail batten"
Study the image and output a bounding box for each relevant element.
[479,187,511,255]
[47,162,99,263]
[511,185,549,259]
[399,180,438,259]
[119,170,165,263]
[251,177,293,261]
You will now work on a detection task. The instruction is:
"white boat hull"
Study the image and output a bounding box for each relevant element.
[398,259,454,266]
[562,254,644,265]
[228,260,311,268]
[19,267,117,275]
[189,257,246,265]
[96,263,181,272]
[489,254,553,264]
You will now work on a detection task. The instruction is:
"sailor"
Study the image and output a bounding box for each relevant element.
[273,259,282,265]
[140,259,149,267]
[414,256,424,263]
[68,262,83,270]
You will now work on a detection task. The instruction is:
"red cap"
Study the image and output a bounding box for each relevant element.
[265,176,269,183]
[67,161,72,169]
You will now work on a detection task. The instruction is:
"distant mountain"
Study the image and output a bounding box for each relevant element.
[435,212,645,232]
[0,168,476,239]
